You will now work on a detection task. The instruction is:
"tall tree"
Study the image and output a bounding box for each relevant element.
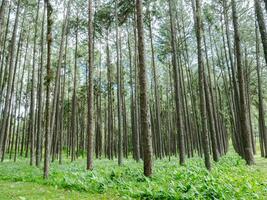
[36,0,46,167]
[29,0,41,166]
[168,0,185,165]
[87,0,94,170]
[254,0,267,67]
[71,14,79,162]
[148,7,162,159]
[231,0,254,165]
[194,0,211,170]
[115,0,123,166]
[44,0,53,179]
[0,0,7,35]
[256,24,267,157]
[136,0,153,177]
[0,0,21,159]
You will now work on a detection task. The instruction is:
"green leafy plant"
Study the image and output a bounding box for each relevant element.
[0,153,266,199]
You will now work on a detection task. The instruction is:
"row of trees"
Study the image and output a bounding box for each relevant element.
[0,0,267,177]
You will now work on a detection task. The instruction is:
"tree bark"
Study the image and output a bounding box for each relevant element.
[194,0,211,170]
[231,0,254,165]
[115,0,123,166]
[44,0,53,179]
[168,0,186,166]
[36,1,46,167]
[87,0,94,170]
[256,23,267,157]
[255,0,267,67]
[136,0,153,177]
[148,8,162,159]
[0,0,21,159]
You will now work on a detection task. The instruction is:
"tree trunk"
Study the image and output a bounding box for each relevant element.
[254,0,267,67]
[29,0,41,166]
[231,0,254,165]
[115,0,123,166]
[168,0,186,166]
[87,0,94,170]
[0,0,21,159]
[71,15,79,162]
[194,0,211,170]
[0,0,7,40]
[136,0,153,177]
[36,1,46,167]
[256,23,267,157]
[44,0,53,179]
[148,8,162,159]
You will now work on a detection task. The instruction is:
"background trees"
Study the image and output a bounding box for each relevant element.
[0,0,266,177]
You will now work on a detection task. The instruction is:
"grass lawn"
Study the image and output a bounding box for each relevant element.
[0,153,266,200]
[253,154,267,175]
[0,180,117,200]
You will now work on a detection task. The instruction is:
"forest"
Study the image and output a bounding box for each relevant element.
[0,0,267,199]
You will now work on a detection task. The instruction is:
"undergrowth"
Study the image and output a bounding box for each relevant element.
[0,153,266,199]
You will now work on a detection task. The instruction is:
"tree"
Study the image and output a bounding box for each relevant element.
[148,6,162,159]
[71,13,79,162]
[36,0,46,167]
[44,0,53,179]
[168,0,185,165]
[256,24,267,157]
[0,0,21,160]
[194,0,211,170]
[263,0,267,13]
[0,0,7,37]
[29,0,41,166]
[136,0,153,177]
[87,0,94,170]
[254,0,267,67]
[115,0,123,166]
[231,0,254,165]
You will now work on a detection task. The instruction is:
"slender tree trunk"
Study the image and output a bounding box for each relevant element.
[194,0,211,170]
[7,24,24,161]
[136,0,153,177]
[115,0,123,166]
[87,0,94,170]
[203,31,219,162]
[29,0,41,166]
[0,2,11,99]
[36,1,46,167]
[168,0,185,166]
[50,0,71,142]
[71,14,79,162]
[14,35,27,162]
[231,0,254,165]
[148,9,162,159]
[0,0,7,38]
[254,0,267,67]
[256,23,267,157]
[44,0,53,179]
[0,0,21,159]
[133,13,140,162]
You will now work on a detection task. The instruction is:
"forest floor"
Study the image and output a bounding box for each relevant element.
[0,153,266,200]
[0,180,115,200]
[253,154,267,175]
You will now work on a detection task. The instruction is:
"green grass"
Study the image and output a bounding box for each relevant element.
[0,153,266,199]
[0,180,115,200]
[253,154,267,175]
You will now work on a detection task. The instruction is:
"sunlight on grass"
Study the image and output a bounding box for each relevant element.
[0,153,266,199]
[0,180,116,200]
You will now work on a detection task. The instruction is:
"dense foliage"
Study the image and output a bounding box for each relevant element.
[1,0,267,198]
[0,153,266,199]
